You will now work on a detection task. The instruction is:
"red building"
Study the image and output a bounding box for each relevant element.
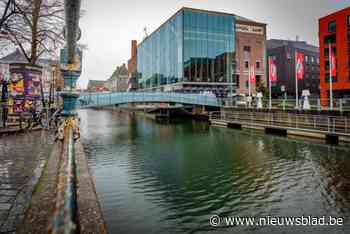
[319,7,350,104]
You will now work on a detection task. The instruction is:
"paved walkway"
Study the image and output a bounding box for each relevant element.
[0,131,53,233]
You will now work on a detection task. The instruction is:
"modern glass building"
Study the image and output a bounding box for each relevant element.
[137,8,236,97]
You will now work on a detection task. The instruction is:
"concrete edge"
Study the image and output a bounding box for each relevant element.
[75,141,108,234]
[210,120,350,144]
[17,141,62,234]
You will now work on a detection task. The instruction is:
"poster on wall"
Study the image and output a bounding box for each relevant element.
[12,98,24,113]
[24,99,35,112]
[8,71,25,113]
[25,71,41,100]
[9,64,43,113]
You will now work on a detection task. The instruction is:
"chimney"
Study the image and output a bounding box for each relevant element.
[131,40,137,59]
[296,35,299,42]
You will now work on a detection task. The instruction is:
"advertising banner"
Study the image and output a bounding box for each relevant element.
[295,52,305,80]
[24,70,41,100]
[9,64,43,113]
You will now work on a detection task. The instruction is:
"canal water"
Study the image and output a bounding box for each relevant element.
[79,109,350,234]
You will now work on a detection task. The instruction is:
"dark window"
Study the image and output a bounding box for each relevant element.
[348,15,350,26]
[324,34,336,44]
[256,61,260,69]
[243,46,251,52]
[236,75,240,87]
[245,61,249,69]
[245,80,249,88]
[328,21,336,33]
[256,75,261,83]
[325,74,337,83]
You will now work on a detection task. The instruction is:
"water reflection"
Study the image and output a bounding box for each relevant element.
[79,109,350,234]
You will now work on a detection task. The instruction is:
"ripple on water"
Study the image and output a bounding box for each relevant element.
[79,109,350,234]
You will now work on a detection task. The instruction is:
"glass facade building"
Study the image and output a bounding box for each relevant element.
[137,8,236,97]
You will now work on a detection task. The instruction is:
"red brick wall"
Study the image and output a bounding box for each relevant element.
[319,7,350,101]
[128,40,137,73]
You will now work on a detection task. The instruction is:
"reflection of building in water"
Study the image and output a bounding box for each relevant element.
[137,7,267,97]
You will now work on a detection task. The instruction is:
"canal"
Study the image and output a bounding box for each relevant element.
[79,109,350,234]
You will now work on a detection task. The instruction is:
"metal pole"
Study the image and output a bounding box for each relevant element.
[269,70,272,110]
[329,43,333,111]
[248,64,251,108]
[295,51,298,109]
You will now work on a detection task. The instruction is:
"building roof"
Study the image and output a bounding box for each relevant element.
[0,49,58,65]
[267,39,319,53]
[87,80,106,87]
[107,64,129,81]
[319,6,350,22]
[139,7,266,47]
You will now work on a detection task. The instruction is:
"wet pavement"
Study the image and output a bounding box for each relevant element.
[0,131,54,233]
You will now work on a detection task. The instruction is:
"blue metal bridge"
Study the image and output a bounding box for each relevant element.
[78,92,222,108]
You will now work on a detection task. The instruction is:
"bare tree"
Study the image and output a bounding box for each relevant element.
[0,0,65,65]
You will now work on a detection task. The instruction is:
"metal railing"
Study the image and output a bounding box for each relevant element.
[78,92,221,108]
[209,111,350,135]
[224,97,350,112]
[78,92,350,112]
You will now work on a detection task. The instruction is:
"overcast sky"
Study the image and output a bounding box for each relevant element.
[77,0,350,88]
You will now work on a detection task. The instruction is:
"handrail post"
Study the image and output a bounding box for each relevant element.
[340,99,343,113]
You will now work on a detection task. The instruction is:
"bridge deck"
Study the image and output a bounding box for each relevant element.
[78,92,221,108]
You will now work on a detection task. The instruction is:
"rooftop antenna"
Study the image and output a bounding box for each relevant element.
[143,27,148,39]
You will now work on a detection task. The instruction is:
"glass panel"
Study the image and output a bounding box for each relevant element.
[137,11,184,88]
[137,8,236,96]
[183,9,235,85]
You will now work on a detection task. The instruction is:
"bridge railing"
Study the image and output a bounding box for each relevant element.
[78,92,221,108]
[210,111,350,135]
[78,92,350,112]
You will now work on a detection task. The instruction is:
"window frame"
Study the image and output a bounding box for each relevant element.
[328,20,336,33]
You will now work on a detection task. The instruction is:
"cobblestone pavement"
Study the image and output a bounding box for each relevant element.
[0,131,54,233]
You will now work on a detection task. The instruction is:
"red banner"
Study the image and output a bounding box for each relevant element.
[295,52,304,80]
[250,65,256,84]
[330,51,337,77]
[269,57,278,82]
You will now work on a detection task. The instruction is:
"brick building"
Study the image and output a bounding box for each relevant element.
[235,19,267,95]
[267,39,320,98]
[319,7,350,101]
